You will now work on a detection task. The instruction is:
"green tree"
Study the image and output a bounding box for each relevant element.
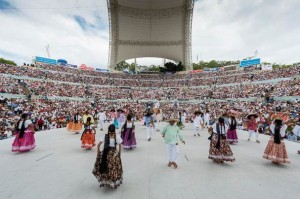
[0,57,17,66]
[115,61,130,71]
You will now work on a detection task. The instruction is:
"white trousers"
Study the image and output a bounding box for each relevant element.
[194,126,201,135]
[156,121,161,131]
[248,130,259,140]
[167,144,178,162]
[99,120,104,129]
[119,122,124,132]
[146,126,154,139]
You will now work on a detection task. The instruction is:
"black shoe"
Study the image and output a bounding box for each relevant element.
[148,138,151,141]
[197,133,200,136]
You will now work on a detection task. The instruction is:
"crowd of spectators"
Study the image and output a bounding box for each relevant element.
[1,63,299,88]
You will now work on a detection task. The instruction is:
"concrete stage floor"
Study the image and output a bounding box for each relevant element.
[1,123,300,199]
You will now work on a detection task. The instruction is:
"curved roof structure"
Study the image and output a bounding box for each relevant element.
[107,0,194,70]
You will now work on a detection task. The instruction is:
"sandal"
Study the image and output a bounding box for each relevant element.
[172,162,178,169]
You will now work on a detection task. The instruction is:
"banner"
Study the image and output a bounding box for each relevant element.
[240,58,261,67]
[261,65,272,71]
[35,56,57,64]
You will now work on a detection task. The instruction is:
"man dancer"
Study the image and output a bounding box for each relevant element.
[247,114,260,143]
[193,111,203,136]
[97,109,106,131]
[161,118,185,169]
[144,110,155,141]
[204,110,210,128]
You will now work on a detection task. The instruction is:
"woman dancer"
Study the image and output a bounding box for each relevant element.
[93,124,123,189]
[208,117,235,163]
[227,112,238,144]
[120,115,136,149]
[67,112,82,134]
[81,117,96,149]
[263,119,290,164]
[12,113,36,152]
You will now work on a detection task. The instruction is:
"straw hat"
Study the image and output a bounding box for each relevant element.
[247,113,258,119]
[166,118,179,123]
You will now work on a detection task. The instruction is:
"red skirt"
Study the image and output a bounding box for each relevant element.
[81,129,96,149]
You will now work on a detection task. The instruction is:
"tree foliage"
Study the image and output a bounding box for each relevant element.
[193,60,239,70]
[0,57,17,66]
[159,61,184,72]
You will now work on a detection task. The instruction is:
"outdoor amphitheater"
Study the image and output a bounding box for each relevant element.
[0,0,300,199]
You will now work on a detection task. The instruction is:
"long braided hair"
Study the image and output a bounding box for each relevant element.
[16,113,28,138]
[99,124,117,174]
[274,119,283,144]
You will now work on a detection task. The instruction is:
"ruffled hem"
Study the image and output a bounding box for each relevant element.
[263,154,290,163]
[81,143,95,149]
[227,139,238,143]
[208,154,235,162]
[98,179,123,189]
[122,145,136,149]
[12,144,36,152]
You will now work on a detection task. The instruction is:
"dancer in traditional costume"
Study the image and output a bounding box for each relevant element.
[144,109,155,141]
[81,116,96,149]
[204,110,210,128]
[12,113,36,152]
[155,109,162,132]
[247,114,260,143]
[120,115,136,149]
[117,109,125,133]
[227,111,238,144]
[177,112,185,130]
[92,124,123,189]
[263,118,290,164]
[97,110,106,131]
[83,111,94,128]
[193,111,203,136]
[67,112,82,134]
[208,117,235,163]
[161,118,185,169]
[291,119,300,154]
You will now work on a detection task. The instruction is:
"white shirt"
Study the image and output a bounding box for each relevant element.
[18,119,33,129]
[193,116,203,127]
[100,134,123,147]
[204,113,210,121]
[270,124,287,137]
[292,125,300,136]
[97,112,106,121]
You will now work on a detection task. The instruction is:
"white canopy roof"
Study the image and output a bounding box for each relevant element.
[107,0,194,70]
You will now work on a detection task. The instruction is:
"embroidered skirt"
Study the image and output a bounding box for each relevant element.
[227,129,238,143]
[263,137,290,163]
[92,148,123,189]
[81,129,96,149]
[121,128,137,149]
[208,134,235,162]
[67,122,82,132]
[12,130,36,152]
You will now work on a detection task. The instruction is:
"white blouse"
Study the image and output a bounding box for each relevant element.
[126,122,133,128]
[270,124,287,137]
[212,123,229,135]
[18,120,33,129]
[100,134,123,147]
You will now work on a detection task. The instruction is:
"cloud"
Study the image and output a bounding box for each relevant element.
[0,0,300,68]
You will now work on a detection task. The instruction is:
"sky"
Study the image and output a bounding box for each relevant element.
[0,0,300,68]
